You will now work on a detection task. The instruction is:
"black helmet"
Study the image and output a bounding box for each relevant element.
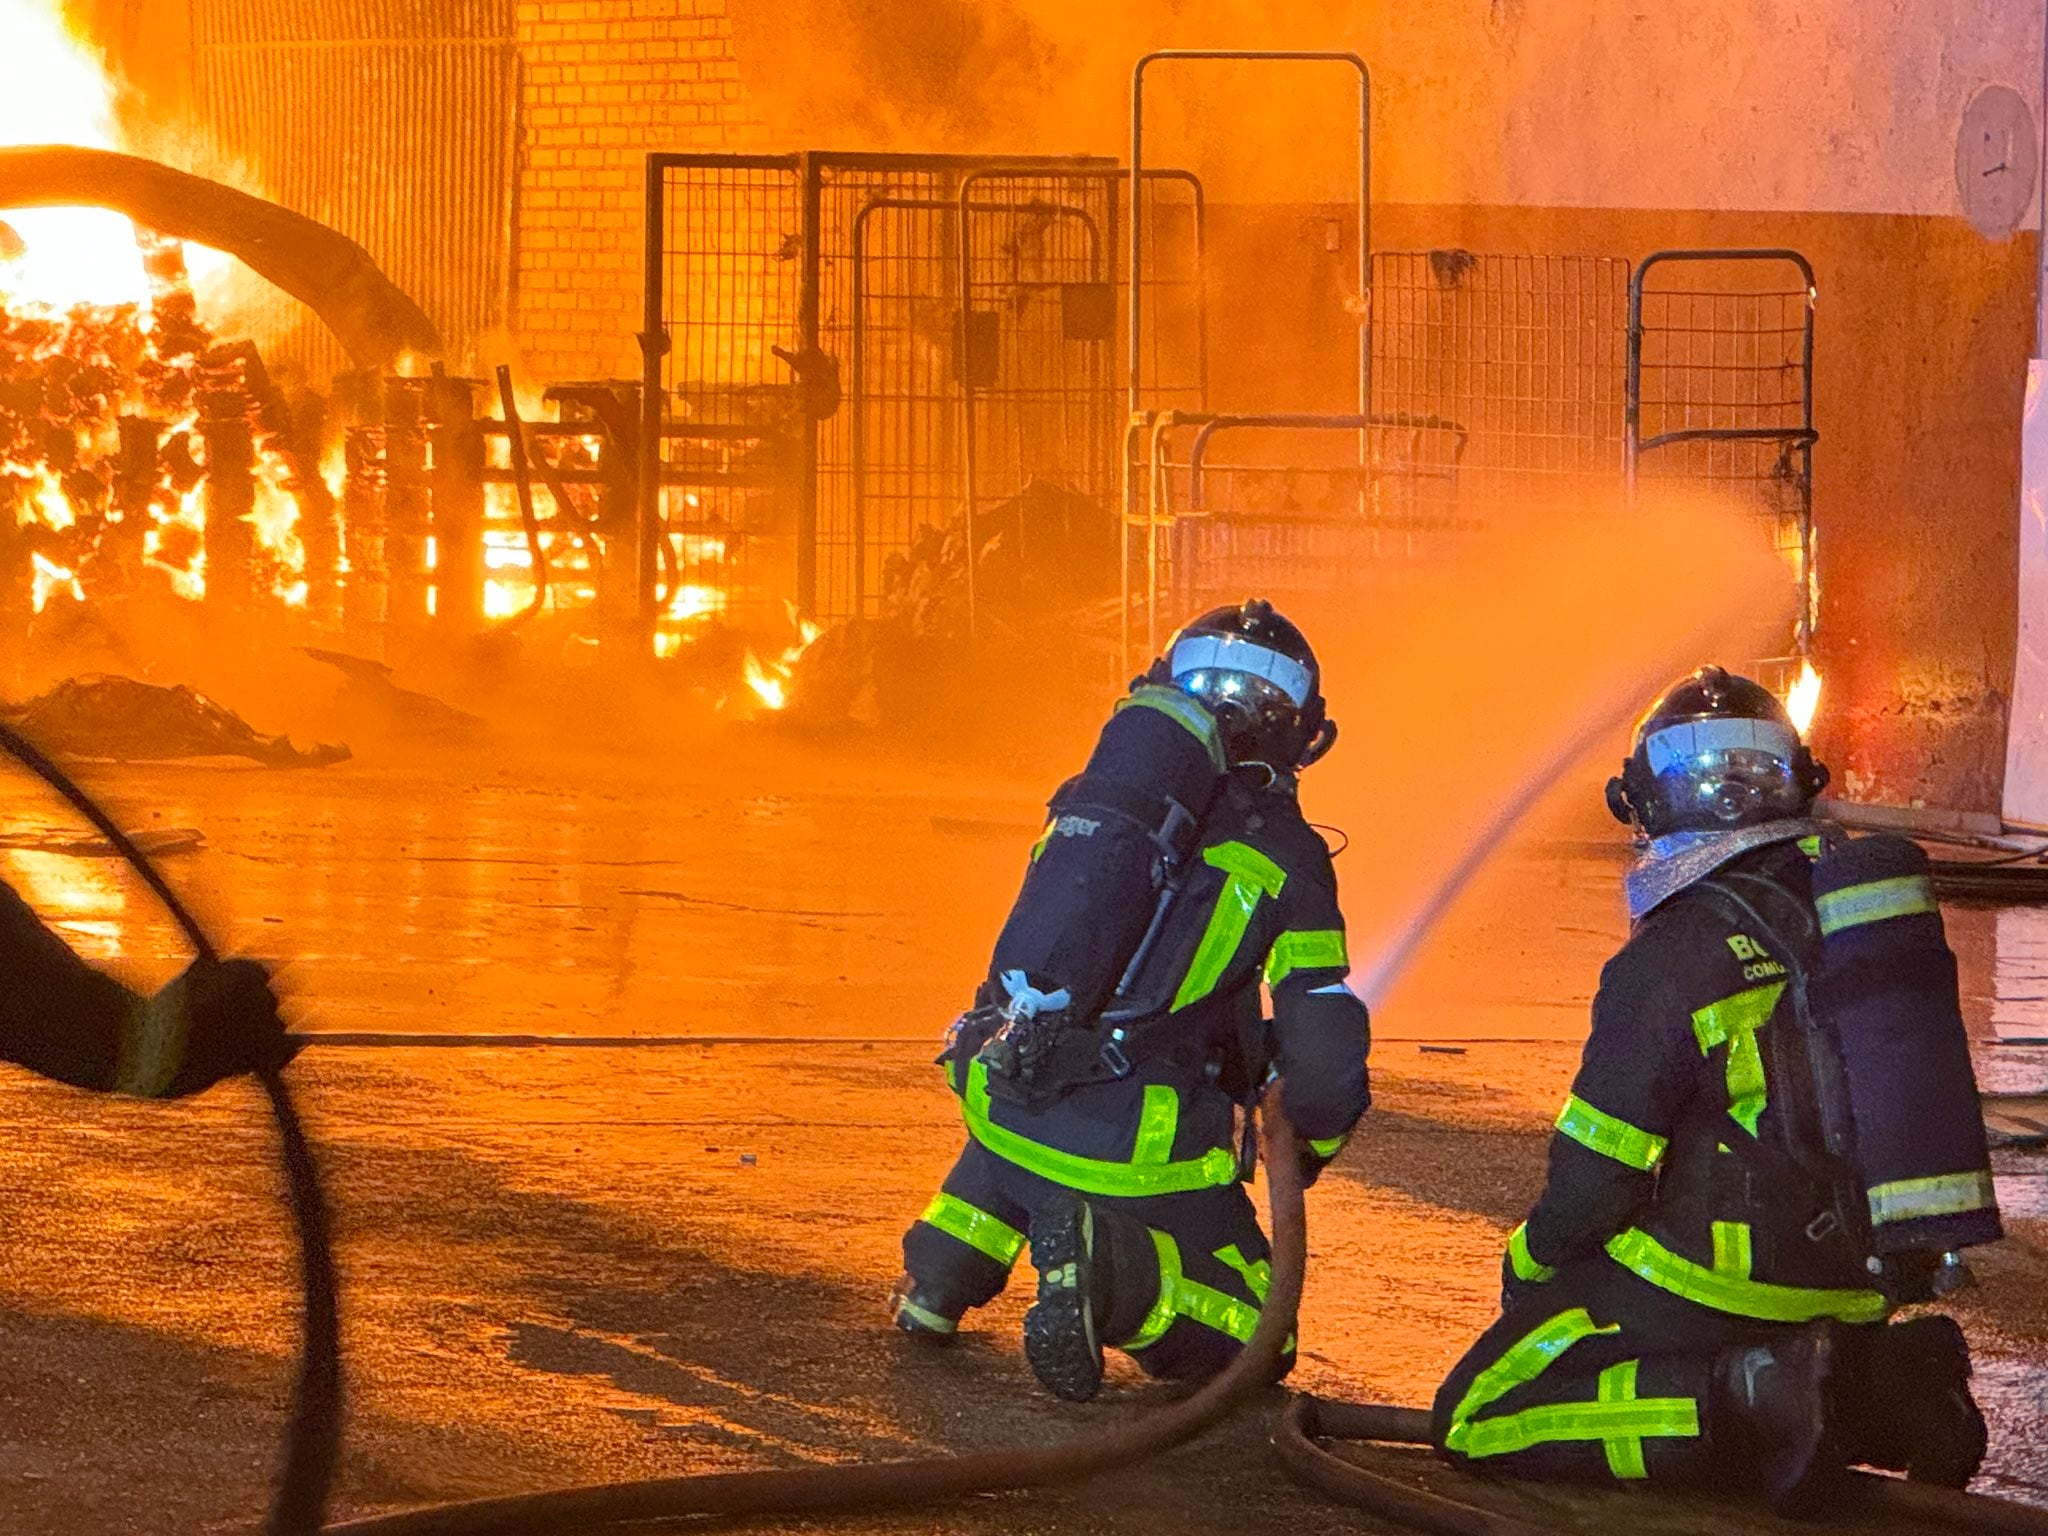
[1145,598,1337,772]
[1606,665,1829,838]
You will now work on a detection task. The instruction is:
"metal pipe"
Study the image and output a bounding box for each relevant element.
[636,154,669,656]
[2038,0,2048,357]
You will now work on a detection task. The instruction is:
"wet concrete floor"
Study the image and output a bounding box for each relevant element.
[0,736,2045,1532]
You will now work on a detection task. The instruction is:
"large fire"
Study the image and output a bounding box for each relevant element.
[0,0,308,621]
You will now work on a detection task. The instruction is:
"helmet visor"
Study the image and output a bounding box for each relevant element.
[1641,715,1805,828]
[1166,631,1314,707]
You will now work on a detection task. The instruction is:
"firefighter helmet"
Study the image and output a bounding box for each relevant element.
[1148,598,1336,773]
[1607,665,1829,837]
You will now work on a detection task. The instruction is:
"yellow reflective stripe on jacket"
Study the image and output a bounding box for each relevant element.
[1815,874,1937,936]
[1116,685,1226,770]
[1265,928,1348,986]
[1172,842,1288,1011]
[1605,1228,1886,1324]
[1507,1222,1555,1283]
[1443,1307,1617,1451]
[918,1192,1025,1267]
[960,1060,1239,1197]
[1555,1094,1668,1171]
[1133,1084,1179,1163]
[1691,981,1784,1136]
[1868,1170,1997,1226]
[1710,1220,1753,1278]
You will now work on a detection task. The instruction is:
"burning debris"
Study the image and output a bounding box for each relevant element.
[0,675,348,767]
[0,228,330,638]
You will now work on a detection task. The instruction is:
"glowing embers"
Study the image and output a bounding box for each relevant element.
[1784,658,1821,738]
[743,605,824,711]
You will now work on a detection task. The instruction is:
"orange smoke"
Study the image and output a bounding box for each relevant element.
[1286,486,1794,1004]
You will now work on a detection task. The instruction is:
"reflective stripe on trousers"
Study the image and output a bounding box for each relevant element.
[1441,1307,1698,1476]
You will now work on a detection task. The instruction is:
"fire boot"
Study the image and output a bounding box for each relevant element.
[1712,1326,1850,1516]
[1022,1196,1157,1402]
[1844,1315,1987,1488]
[887,1272,960,1344]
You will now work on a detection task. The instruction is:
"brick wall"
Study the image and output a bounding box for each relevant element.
[512,0,758,382]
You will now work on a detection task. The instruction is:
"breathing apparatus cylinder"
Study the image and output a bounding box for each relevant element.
[1807,835,2002,1264]
[971,687,1223,1103]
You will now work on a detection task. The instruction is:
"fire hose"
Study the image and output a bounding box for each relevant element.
[0,718,343,1536]
[0,711,1316,1536]
[322,1100,1305,1534]
[1275,1393,2048,1536]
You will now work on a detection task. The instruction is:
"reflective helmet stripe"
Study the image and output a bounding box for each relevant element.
[1167,632,1314,706]
[1642,715,1799,775]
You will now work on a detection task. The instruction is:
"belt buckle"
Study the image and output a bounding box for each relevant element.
[1099,1038,1132,1078]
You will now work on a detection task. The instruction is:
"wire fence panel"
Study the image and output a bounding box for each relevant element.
[647,155,805,644]
[1370,251,1630,520]
[1628,251,1817,692]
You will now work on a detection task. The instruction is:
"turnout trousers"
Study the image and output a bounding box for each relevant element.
[1432,1256,1865,1486]
[900,1137,1282,1383]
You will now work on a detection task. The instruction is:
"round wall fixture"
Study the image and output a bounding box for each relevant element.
[1957,83,2039,238]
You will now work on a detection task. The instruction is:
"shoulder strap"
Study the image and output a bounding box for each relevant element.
[1685,876,1865,1248]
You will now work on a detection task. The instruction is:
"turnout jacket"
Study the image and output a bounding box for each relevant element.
[0,876,139,1091]
[946,769,1372,1198]
[1511,838,1888,1325]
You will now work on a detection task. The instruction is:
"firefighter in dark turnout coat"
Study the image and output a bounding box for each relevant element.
[893,602,1370,1401]
[1432,668,1993,1512]
[0,875,288,1099]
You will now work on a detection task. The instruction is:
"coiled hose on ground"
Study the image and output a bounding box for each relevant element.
[1276,1392,2048,1536]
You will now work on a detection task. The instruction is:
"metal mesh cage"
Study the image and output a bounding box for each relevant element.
[1628,251,1818,691]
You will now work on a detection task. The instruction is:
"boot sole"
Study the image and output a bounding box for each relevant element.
[1024,1203,1103,1403]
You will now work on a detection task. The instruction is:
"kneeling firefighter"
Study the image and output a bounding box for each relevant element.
[893,599,1371,1401]
[1432,666,2000,1511]
[0,873,290,1100]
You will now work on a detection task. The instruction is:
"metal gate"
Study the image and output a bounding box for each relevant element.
[643,152,1207,641]
[1145,249,1814,673]
[1627,250,1818,695]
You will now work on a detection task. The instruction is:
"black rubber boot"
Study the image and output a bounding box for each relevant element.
[1848,1315,1987,1488]
[1023,1198,1105,1401]
[887,1272,960,1344]
[1713,1327,1849,1516]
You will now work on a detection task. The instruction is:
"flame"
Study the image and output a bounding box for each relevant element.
[1784,657,1821,737]
[0,0,156,309]
[742,605,825,711]
[29,551,82,611]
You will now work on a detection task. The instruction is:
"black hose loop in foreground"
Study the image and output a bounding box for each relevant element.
[323,1096,1308,1535]
[0,719,343,1536]
[1278,1390,2048,1536]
